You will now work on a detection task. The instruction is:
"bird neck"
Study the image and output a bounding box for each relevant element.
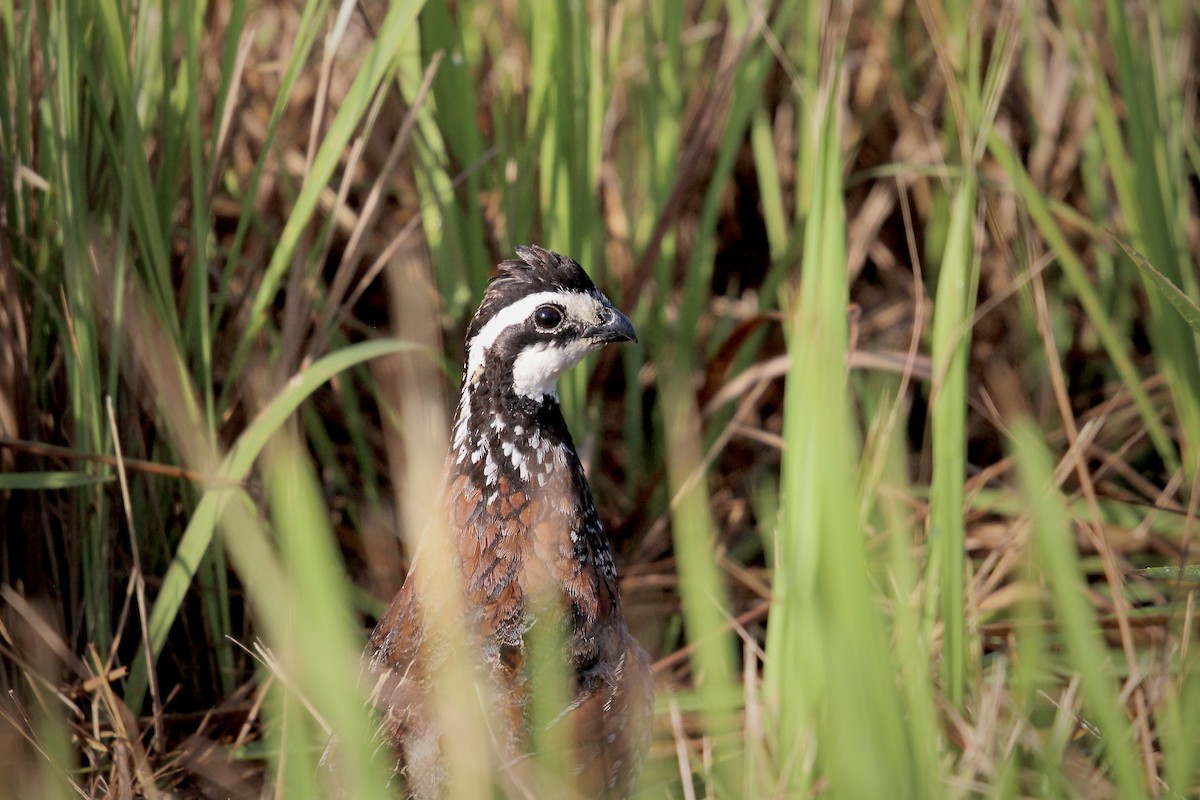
[447,374,618,581]
[451,375,575,475]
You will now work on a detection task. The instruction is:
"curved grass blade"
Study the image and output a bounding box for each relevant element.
[125,338,423,709]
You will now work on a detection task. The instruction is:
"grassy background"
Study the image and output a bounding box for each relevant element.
[2,0,1199,797]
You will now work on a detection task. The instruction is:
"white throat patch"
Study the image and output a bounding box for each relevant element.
[510,338,597,400]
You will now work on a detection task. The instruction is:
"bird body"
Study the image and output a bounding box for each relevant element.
[368,246,652,798]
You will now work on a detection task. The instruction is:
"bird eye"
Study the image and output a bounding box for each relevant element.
[533,304,564,331]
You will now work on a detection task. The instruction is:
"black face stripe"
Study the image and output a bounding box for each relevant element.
[465,298,589,384]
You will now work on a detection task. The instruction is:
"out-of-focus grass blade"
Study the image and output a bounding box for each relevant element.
[525,594,573,795]
[40,0,114,655]
[859,374,942,793]
[1136,565,1200,584]
[418,0,491,295]
[214,0,323,330]
[925,0,1019,711]
[126,339,421,710]
[178,0,217,433]
[94,0,178,331]
[764,11,837,791]
[766,32,921,792]
[1012,420,1147,799]
[262,440,394,800]
[229,0,425,383]
[1157,644,1200,795]
[675,4,785,343]
[1077,2,1200,471]
[987,133,1178,472]
[0,472,112,490]
[749,106,789,259]
[660,355,741,793]
[927,172,977,711]
[1115,239,1200,334]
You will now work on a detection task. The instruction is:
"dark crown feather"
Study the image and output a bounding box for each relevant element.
[468,246,602,339]
[501,245,597,292]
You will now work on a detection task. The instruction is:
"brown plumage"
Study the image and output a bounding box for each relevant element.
[367,246,653,798]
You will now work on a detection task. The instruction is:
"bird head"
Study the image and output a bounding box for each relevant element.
[462,246,636,402]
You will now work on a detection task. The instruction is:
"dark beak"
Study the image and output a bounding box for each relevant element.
[590,305,637,344]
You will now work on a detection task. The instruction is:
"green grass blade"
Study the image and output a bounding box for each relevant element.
[660,355,741,793]
[1114,237,1200,334]
[1076,1,1200,472]
[0,472,112,490]
[987,133,1178,472]
[1012,420,1148,798]
[262,440,395,800]
[125,338,422,709]
[228,0,426,385]
[927,173,977,711]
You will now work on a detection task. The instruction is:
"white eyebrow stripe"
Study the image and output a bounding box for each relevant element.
[465,290,601,383]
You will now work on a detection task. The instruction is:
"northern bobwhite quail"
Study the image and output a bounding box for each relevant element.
[367,246,653,798]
